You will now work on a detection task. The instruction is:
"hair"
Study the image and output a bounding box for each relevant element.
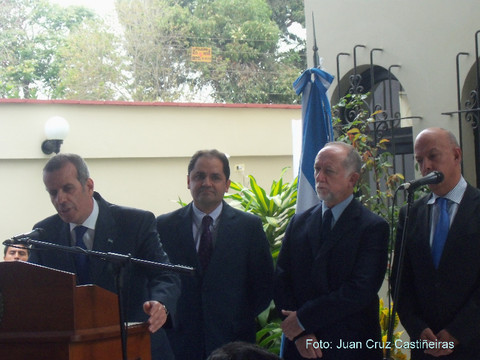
[325,141,362,174]
[43,153,90,185]
[4,243,29,256]
[207,342,281,360]
[188,149,230,180]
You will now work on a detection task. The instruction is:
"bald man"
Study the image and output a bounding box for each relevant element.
[393,127,480,359]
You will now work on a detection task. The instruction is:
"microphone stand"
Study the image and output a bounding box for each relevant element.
[384,188,415,360]
[4,237,194,360]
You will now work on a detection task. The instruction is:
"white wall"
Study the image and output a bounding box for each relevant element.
[0,100,300,249]
[306,0,480,183]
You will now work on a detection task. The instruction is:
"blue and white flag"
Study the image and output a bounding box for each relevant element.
[294,68,334,214]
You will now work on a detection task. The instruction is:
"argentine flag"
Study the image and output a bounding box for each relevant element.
[294,68,334,214]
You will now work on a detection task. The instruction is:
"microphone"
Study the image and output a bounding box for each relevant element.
[3,238,29,247]
[11,228,45,241]
[399,171,444,191]
[3,228,45,247]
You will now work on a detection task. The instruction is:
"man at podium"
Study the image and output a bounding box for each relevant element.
[28,153,181,360]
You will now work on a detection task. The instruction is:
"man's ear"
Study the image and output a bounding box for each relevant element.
[86,178,94,195]
[349,172,360,187]
[454,147,462,163]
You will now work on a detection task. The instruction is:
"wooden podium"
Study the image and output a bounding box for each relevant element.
[0,261,151,360]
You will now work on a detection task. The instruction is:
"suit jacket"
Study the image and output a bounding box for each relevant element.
[274,199,389,360]
[156,201,274,360]
[28,192,181,360]
[393,184,480,359]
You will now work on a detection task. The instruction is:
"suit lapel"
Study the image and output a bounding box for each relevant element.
[89,195,118,280]
[306,204,323,255]
[92,207,117,253]
[413,199,435,269]
[409,188,479,272]
[204,202,235,277]
[314,200,360,262]
[405,195,441,274]
[439,185,479,269]
[59,221,76,271]
[178,204,199,269]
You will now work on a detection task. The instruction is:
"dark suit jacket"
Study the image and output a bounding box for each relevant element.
[274,199,389,360]
[28,192,181,360]
[393,184,480,359]
[156,201,274,360]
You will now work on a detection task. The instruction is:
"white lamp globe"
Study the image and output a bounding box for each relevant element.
[44,116,69,140]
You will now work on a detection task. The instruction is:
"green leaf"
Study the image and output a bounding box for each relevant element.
[249,175,270,213]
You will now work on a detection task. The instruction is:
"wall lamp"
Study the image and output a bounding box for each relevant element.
[41,116,70,155]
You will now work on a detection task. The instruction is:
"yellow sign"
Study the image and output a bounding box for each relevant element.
[191,47,212,63]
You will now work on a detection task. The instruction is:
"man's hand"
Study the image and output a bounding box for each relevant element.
[420,328,457,357]
[295,334,323,358]
[281,310,304,340]
[143,300,168,333]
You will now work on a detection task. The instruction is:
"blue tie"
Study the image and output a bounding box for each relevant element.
[431,198,449,269]
[73,225,90,284]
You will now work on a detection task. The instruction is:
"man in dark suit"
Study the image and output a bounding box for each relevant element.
[28,153,181,360]
[156,149,274,360]
[274,141,389,360]
[393,127,480,359]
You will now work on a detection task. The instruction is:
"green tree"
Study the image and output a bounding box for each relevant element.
[0,0,95,98]
[1,0,305,103]
[116,0,195,102]
[267,0,305,42]
[190,0,286,103]
[116,0,304,103]
[56,19,129,100]
[267,0,306,73]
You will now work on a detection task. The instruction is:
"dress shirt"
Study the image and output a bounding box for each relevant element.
[322,194,354,228]
[427,176,467,247]
[192,202,222,251]
[69,199,99,250]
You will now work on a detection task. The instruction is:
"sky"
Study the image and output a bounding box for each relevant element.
[49,0,306,40]
[50,0,116,17]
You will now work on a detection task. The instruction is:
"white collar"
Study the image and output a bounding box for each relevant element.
[69,198,99,231]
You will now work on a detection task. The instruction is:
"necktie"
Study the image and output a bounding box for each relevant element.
[322,208,333,241]
[198,215,213,271]
[431,198,449,269]
[73,225,90,284]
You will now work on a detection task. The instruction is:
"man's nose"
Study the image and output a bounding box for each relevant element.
[421,160,433,174]
[315,170,325,182]
[56,190,67,203]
